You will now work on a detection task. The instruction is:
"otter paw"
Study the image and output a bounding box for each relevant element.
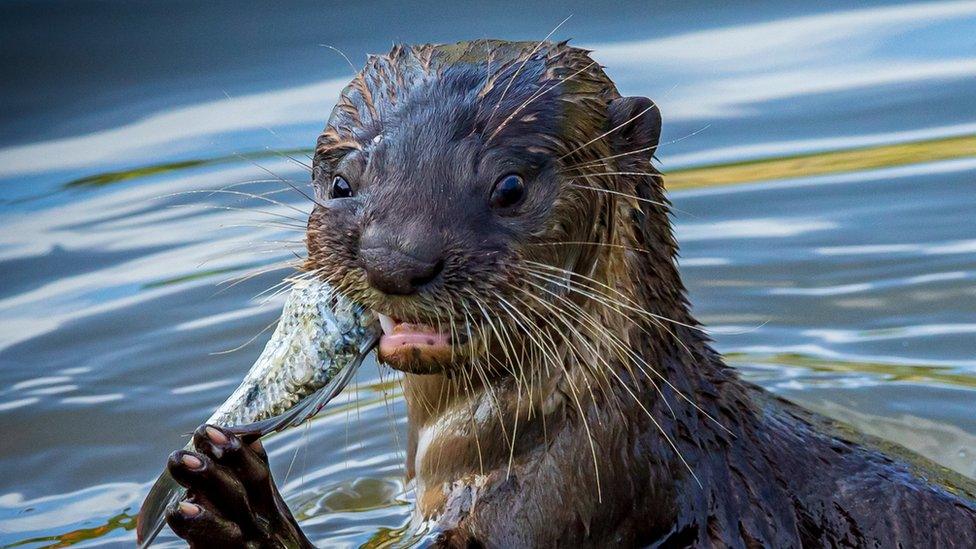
[164,424,311,548]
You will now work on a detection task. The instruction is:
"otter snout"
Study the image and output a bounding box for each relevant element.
[361,247,443,295]
[360,226,444,296]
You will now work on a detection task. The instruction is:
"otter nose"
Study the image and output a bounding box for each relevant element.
[360,248,443,295]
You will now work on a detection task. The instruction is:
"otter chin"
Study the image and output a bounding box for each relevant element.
[376,313,455,373]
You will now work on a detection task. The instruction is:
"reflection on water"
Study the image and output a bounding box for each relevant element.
[668,134,976,189]
[1,1,975,546]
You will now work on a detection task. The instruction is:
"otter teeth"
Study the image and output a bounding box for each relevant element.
[377,313,396,335]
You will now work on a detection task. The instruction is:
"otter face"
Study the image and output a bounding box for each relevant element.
[307,77,562,373]
[305,42,661,377]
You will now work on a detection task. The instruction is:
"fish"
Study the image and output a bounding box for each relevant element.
[135,278,379,547]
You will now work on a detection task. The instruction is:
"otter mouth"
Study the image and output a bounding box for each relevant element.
[376,313,456,374]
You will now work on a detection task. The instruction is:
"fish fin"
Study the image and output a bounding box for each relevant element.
[135,470,183,548]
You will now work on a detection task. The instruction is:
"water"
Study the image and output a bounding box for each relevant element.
[1,1,974,546]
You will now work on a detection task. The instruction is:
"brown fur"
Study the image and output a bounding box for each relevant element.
[306,40,976,547]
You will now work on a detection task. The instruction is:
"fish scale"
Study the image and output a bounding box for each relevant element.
[136,278,379,547]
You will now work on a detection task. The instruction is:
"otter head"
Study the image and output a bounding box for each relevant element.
[306,40,664,379]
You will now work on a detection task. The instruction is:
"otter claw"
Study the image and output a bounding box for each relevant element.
[164,424,312,548]
[178,501,201,517]
[206,425,228,444]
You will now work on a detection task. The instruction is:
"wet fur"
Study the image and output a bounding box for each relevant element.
[305,40,976,547]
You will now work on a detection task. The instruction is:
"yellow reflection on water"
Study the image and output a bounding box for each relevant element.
[667,134,976,189]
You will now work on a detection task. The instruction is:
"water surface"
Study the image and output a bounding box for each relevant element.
[1,1,975,546]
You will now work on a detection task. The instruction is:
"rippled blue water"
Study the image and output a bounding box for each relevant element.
[1,1,974,547]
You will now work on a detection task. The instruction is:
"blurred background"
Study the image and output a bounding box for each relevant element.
[1,1,975,546]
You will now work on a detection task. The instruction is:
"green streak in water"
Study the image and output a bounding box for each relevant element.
[142,261,276,290]
[727,351,976,389]
[1,511,135,548]
[62,148,312,189]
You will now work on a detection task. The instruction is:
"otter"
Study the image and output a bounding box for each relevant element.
[162,40,976,547]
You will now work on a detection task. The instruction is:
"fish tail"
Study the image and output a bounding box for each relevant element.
[136,470,184,547]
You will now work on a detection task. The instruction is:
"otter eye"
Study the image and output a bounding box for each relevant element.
[490,174,525,210]
[330,175,354,199]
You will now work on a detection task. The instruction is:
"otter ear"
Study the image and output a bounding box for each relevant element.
[607,97,661,163]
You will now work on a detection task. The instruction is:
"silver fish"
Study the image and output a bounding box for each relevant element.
[136,279,379,547]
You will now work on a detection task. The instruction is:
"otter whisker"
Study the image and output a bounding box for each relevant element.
[504,308,542,421]
[522,261,708,334]
[205,177,298,192]
[520,267,637,323]
[232,153,324,208]
[559,102,659,160]
[374,365,406,481]
[492,295,550,415]
[565,178,699,218]
[200,180,311,206]
[526,241,653,255]
[494,295,553,380]
[255,278,308,304]
[219,258,302,284]
[282,420,305,486]
[174,188,312,217]
[656,123,712,149]
[221,221,308,232]
[563,170,664,180]
[508,291,610,411]
[472,303,526,429]
[469,288,528,386]
[518,269,733,436]
[214,260,303,295]
[561,124,709,172]
[513,285,632,399]
[319,44,359,75]
[524,288,618,396]
[265,147,313,173]
[506,357,523,479]
[565,182,669,210]
[460,300,513,446]
[513,286,701,487]
[543,281,698,369]
[561,145,660,172]
[523,305,690,451]
[208,269,324,359]
[458,358,486,476]
[169,203,309,225]
[253,268,321,303]
[494,294,605,502]
[192,241,303,269]
[488,60,597,142]
[520,265,702,379]
[517,277,680,423]
[209,316,281,356]
[486,15,573,128]
[524,285,647,420]
[473,287,543,425]
[447,296,460,364]
[157,187,305,212]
